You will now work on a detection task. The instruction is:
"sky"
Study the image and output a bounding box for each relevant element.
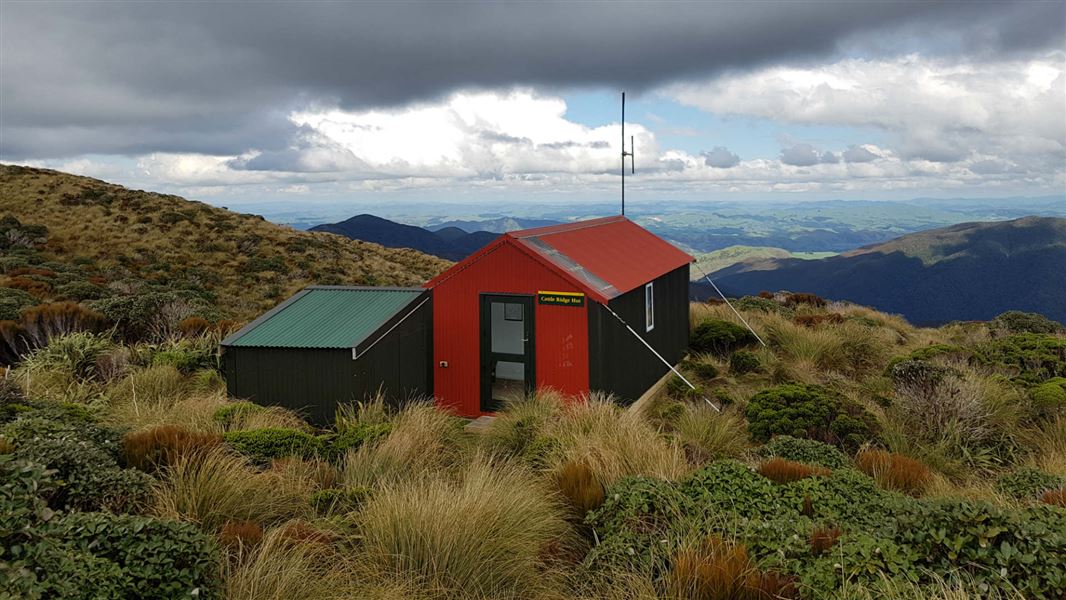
[2,1,1065,212]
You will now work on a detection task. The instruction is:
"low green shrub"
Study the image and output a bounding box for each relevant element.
[757,435,851,470]
[53,511,219,599]
[309,486,371,515]
[223,428,323,464]
[0,455,218,600]
[990,310,1063,335]
[975,333,1066,383]
[744,384,877,451]
[149,338,218,373]
[732,296,782,313]
[996,467,1064,500]
[585,460,1066,599]
[212,401,264,428]
[325,422,392,460]
[19,332,115,381]
[10,432,152,512]
[1031,378,1066,417]
[0,287,36,321]
[729,350,760,374]
[690,361,719,380]
[690,319,758,356]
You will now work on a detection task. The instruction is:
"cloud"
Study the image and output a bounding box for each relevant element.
[2,2,1062,159]
[842,144,881,163]
[701,147,741,168]
[669,54,1065,171]
[780,144,838,166]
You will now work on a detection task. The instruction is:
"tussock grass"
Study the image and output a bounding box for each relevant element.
[153,447,311,532]
[672,405,749,463]
[356,457,570,599]
[341,401,464,488]
[855,449,932,496]
[223,524,347,600]
[543,393,690,488]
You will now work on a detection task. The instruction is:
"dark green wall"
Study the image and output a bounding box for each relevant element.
[222,297,433,426]
[588,264,690,404]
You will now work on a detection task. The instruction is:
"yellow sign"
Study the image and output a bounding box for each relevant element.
[538,291,585,307]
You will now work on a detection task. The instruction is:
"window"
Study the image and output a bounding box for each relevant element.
[645,282,654,332]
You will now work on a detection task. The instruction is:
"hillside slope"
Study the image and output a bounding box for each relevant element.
[698,216,1066,324]
[310,214,496,260]
[0,165,450,321]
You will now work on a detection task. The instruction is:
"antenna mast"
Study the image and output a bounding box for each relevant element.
[621,92,634,215]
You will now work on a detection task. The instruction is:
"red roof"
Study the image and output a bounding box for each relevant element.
[426,216,693,303]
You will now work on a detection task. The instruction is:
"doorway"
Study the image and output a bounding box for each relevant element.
[479,294,535,412]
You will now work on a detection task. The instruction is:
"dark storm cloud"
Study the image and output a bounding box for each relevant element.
[2,1,1062,159]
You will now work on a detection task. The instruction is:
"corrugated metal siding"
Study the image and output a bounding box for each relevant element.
[589,264,690,403]
[431,241,590,417]
[223,347,353,425]
[222,296,434,425]
[226,287,424,349]
[514,217,692,298]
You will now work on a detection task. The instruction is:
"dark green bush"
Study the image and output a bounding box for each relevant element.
[732,296,782,313]
[974,334,1066,383]
[684,359,718,380]
[690,319,758,356]
[1030,378,1066,417]
[990,310,1063,335]
[54,511,219,599]
[325,422,392,460]
[150,340,218,373]
[996,467,1064,500]
[10,432,151,512]
[223,428,323,464]
[729,350,761,374]
[744,384,877,451]
[212,400,264,427]
[310,486,371,515]
[585,460,1066,598]
[0,287,37,320]
[53,281,108,302]
[757,435,851,470]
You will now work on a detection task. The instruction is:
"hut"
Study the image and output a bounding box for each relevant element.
[426,216,693,416]
[220,286,432,424]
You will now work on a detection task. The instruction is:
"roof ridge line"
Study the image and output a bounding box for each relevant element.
[509,215,626,239]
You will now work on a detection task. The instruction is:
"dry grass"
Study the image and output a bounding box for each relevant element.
[122,424,222,471]
[757,458,832,484]
[810,525,842,556]
[356,457,570,599]
[543,394,690,488]
[665,535,798,600]
[153,447,312,532]
[855,449,933,497]
[223,523,347,600]
[553,459,605,516]
[340,401,464,488]
[672,405,750,464]
[1041,488,1066,507]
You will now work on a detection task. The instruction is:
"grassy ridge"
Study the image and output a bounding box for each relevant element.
[0,165,450,321]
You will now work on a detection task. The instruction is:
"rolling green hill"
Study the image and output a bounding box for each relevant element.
[690,245,835,280]
[699,216,1066,324]
[0,165,450,325]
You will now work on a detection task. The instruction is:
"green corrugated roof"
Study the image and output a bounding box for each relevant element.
[224,287,425,349]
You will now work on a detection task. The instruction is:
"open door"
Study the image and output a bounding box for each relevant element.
[480,294,535,412]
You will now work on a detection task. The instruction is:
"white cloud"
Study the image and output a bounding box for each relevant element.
[668,53,1066,169]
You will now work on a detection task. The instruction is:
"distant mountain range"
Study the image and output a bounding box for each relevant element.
[425,217,560,234]
[311,214,499,261]
[694,216,1066,325]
